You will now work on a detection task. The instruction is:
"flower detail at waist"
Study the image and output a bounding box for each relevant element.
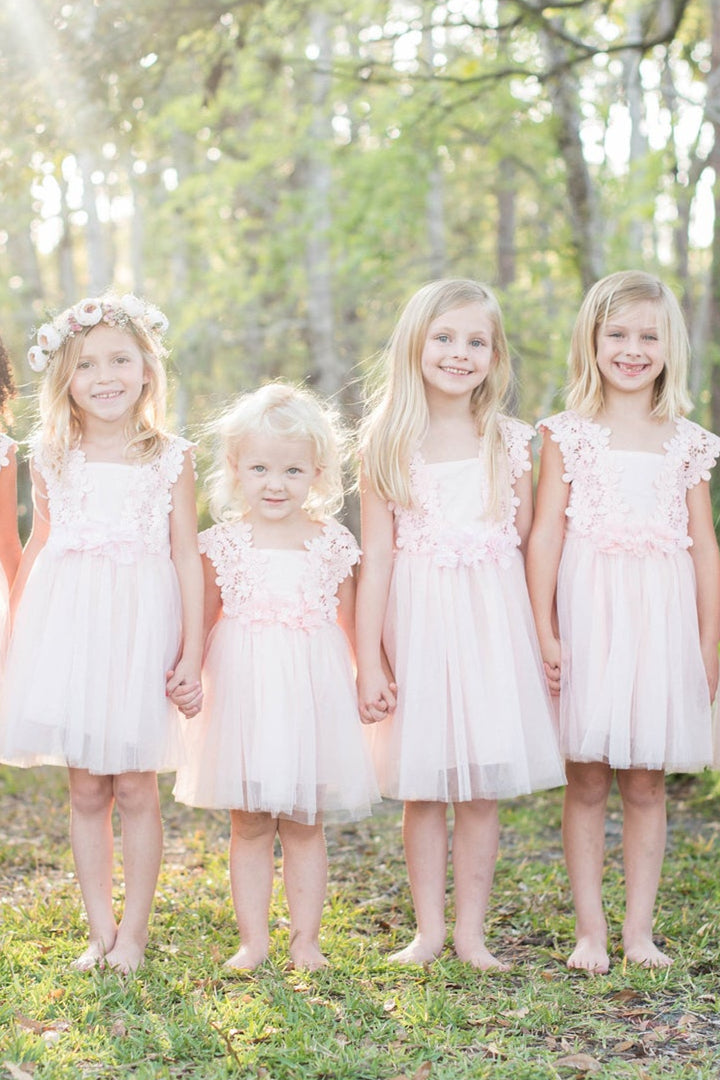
[46,525,150,564]
[395,525,520,568]
[223,600,332,631]
[565,520,691,556]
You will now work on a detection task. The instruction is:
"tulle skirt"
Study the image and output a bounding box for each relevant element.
[367,550,565,801]
[0,547,183,774]
[173,618,380,824]
[557,536,714,771]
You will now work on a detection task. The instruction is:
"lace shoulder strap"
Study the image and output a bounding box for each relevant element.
[674,418,720,489]
[0,432,14,469]
[499,415,533,481]
[538,411,606,483]
[310,518,360,591]
[157,435,196,487]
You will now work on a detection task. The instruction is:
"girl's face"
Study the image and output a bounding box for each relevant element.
[595,301,665,399]
[420,302,495,405]
[233,433,319,524]
[69,324,148,429]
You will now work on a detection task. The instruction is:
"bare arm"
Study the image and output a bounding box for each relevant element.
[355,472,397,722]
[10,462,51,620]
[513,466,534,556]
[336,565,357,653]
[166,449,204,708]
[687,479,720,702]
[0,445,21,591]
[525,432,569,696]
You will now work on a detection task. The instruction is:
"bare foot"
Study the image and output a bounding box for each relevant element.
[623,935,672,968]
[72,936,115,972]
[223,944,269,971]
[388,934,443,965]
[105,936,147,975]
[454,937,509,971]
[288,938,329,971]
[567,935,609,974]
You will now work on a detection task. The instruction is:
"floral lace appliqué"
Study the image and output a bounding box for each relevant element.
[541,411,720,555]
[0,433,14,471]
[201,517,359,631]
[35,436,193,561]
[393,416,532,568]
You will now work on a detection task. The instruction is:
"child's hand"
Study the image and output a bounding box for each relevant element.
[166,664,203,718]
[541,637,562,697]
[701,641,719,703]
[357,666,397,724]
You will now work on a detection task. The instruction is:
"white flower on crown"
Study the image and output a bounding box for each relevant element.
[74,299,103,326]
[144,305,169,334]
[119,293,145,318]
[28,345,50,372]
[36,323,63,351]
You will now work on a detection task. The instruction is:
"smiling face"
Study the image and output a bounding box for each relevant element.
[420,302,495,406]
[69,324,148,429]
[595,301,666,401]
[234,433,320,525]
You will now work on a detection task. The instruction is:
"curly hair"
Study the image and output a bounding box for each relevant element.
[0,334,17,420]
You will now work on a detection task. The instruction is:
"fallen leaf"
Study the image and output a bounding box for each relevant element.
[110,1019,127,1038]
[555,1053,602,1073]
[2,1063,36,1080]
[383,998,397,1013]
[413,1064,432,1080]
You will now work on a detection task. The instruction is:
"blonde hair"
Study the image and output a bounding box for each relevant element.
[359,278,514,516]
[35,295,169,464]
[567,270,692,420]
[207,382,347,522]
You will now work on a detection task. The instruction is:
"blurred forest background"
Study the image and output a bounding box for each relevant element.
[1,0,719,519]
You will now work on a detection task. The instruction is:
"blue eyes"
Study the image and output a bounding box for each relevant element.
[435,335,486,347]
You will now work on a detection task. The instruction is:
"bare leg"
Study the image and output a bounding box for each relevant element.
[225,810,277,970]
[279,818,328,970]
[104,772,162,974]
[617,768,671,968]
[563,761,613,973]
[68,769,117,969]
[452,799,507,970]
[390,800,448,964]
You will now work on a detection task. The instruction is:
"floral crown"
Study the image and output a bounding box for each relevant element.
[28,293,169,373]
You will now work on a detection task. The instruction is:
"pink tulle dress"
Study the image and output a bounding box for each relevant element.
[541,411,720,771]
[368,417,565,802]
[0,437,189,774]
[173,517,379,824]
[0,433,15,656]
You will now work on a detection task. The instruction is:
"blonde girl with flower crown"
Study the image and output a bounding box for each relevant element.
[173,382,378,971]
[0,335,22,645]
[356,279,565,969]
[0,294,203,974]
[527,270,720,974]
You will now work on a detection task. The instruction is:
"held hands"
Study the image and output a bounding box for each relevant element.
[166,659,203,719]
[357,661,397,725]
[541,636,562,697]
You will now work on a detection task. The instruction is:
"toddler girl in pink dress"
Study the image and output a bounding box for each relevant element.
[173,382,378,971]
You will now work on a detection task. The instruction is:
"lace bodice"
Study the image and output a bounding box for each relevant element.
[34,436,193,561]
[392,416,533,567]
[540,411,720,555]
[200,516,360,630]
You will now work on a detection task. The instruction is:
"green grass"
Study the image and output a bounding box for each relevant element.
[2,767,720,1079]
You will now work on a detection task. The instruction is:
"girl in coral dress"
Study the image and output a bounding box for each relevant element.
[0,294,203,973]
[356,279,564,969]
[527,270,720,973]
[173,382,378,971]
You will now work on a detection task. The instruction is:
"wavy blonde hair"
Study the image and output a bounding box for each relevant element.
[567,270,692,420]
[36,303,169,464]
[359,278,514,516]
[207,381,347,522]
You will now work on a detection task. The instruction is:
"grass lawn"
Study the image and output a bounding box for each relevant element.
[1,766,719,1079]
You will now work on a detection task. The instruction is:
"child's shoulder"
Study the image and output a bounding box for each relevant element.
[498,414,534,443]
[199,519,249,559]
[673,417,720,484]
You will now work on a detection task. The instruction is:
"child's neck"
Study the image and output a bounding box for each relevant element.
[245,510,322,549]
[422,401,482,462]
[595,386,676,453]
[79,425,131,463]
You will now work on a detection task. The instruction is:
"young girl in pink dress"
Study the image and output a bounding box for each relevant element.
[0,294,203,973]
[173,382,378,971]
[527,270,720,974]
[0,335,21,643]
[356,279,565,969]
